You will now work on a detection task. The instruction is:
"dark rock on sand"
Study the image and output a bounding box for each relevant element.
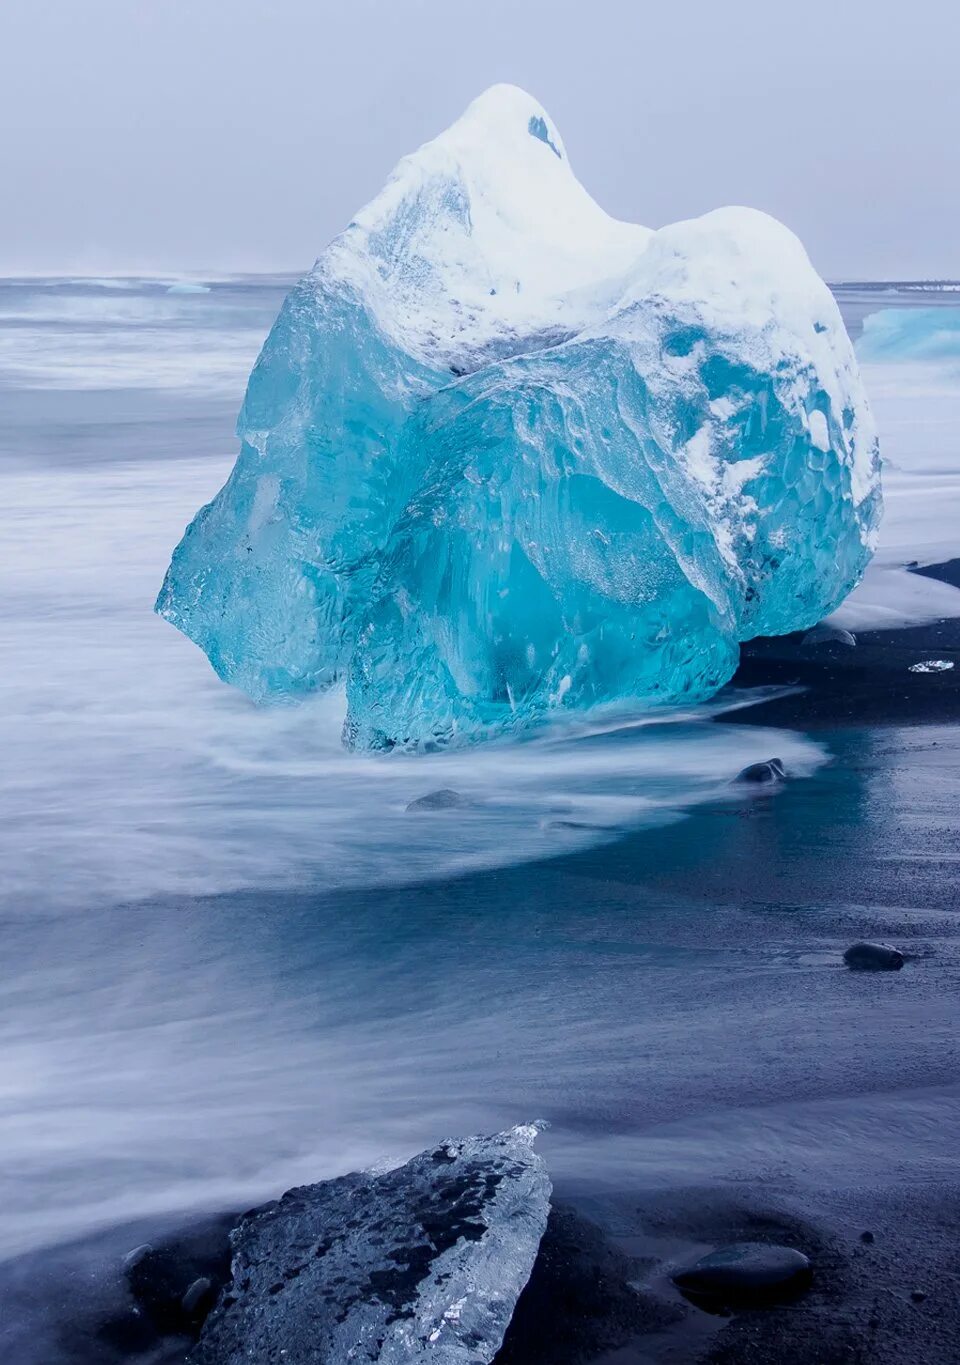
[406,787,467,812]
[673,1241,812,1307]
[124,1216,234,1337]
[719,608,960,729]
[735,757,786,785]
[843,941,905,971]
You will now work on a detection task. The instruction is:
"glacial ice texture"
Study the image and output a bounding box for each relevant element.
[191,1125,551,1365]
[157,84,881,748]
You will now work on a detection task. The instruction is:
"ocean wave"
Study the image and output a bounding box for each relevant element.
[0,279,282,391]
[0,325,266,392]
[856,306,960,362]
[0,291,238,326]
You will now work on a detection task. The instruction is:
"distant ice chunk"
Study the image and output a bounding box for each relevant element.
[857,306,960,363]
[157,84,881,747]
[909,659,954,673]
[191,1124,550,1365]
[166,282,211,294]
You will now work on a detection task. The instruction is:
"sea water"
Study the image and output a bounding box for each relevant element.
[1,275,959,1276]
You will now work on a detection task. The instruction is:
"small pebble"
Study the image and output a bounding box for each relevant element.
[735,758,786,786]
[860,1231,875,1244]
[122,1244,152,1273]
[182,1276,214,1315]
[673,1242,811,1305]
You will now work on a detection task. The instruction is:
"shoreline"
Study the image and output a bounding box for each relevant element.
[3,650,959,1361]
[2,267,959,1363]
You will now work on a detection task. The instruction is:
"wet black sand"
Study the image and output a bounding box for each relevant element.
[3,606,960,1364]
[724,562,960,730]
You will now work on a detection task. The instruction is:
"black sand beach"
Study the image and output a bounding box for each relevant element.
[3,276,959,1363]
[3,625,959,1363]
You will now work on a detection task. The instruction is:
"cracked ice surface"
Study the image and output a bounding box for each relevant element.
[157,84,881,748]
[191,1125,550,1365]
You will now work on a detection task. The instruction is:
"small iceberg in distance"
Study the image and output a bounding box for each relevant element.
[856,306,960,363]
[157,84,881,749]
[166,281,211,294]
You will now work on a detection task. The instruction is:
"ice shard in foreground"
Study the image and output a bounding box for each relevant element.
[157,84,881,748]
[191,1125,550,1365]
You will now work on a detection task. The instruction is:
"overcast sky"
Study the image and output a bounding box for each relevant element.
[3,0,958,280]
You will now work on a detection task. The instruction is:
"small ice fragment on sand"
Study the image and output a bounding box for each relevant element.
[191,1124,550,1364]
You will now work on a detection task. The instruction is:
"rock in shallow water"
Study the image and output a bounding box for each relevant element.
[672,1242,812,1306]
[156,84,880,750]
[735,757,786,785]
[191,1125,550,1365]
[124,1218,235,1337]
[843,941,905,971]
[406,788,467,812]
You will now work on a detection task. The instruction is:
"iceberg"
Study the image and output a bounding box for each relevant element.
[157,84,881,748]
[191,1124,550,1365]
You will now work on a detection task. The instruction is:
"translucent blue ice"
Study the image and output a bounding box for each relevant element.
[857,306,960,363]
[157,85,881,749]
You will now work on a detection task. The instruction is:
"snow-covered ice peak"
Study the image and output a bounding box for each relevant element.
[601,205,880,508]
[324,83,650,366]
